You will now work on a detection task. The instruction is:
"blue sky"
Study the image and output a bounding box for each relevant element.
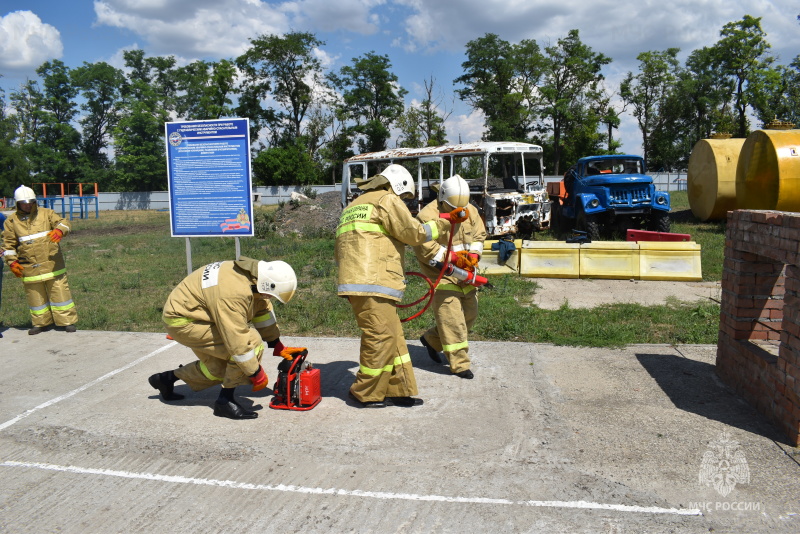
[0,0,798,159]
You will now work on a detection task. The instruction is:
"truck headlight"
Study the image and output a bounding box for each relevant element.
[589,198,600,208]
[656,195,667,205]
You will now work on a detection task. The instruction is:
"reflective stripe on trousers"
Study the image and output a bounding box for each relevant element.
[359,353,411,376]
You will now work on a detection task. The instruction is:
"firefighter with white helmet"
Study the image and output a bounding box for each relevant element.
[414,174,487,379]
[2,185,78,334]
[335,164,467,408]
[149,257,304,419]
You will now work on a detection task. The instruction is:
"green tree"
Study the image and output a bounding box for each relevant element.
[174,59,237,120]
[0,86,27,196]
[237,32,326,144]
[112,51,174,191]
[329,51,407,153]
[397,76,450,148]
[714,15,774,137]
[251,137,318,186]
[71,61,125,188]
[454,34,534,142]
[14,60,82,186]
[537,30,611,175]
[620,48,680,166]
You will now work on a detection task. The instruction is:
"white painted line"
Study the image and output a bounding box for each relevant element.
[0,341,178,432]
[0,460,702,516]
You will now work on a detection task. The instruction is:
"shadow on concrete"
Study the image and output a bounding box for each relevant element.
[635,352,790,445]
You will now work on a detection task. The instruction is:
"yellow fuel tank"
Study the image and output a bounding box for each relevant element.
[736,128,800,211]
[687,136,745,221]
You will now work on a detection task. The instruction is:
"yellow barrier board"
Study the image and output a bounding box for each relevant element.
[580,241,640,279]
[478,239,522,274]
[514,240,702,281]
[638,241,703,281]
[519,241,580,278]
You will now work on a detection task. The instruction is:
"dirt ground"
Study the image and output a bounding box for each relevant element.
[531,278,721,309]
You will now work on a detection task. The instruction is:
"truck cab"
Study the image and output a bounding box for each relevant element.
[547,155,670,240]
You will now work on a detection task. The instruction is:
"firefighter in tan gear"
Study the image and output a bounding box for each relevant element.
[335,164,467,408]
[2,185,78,335]
[414,175,486,379]
[148,257,305,420]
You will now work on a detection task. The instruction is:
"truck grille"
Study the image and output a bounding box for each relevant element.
[609,187,650,206]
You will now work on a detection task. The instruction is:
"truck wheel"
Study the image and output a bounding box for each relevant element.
[649,212,670,233]
[577,210,601,241]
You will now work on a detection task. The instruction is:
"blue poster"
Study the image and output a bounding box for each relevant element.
[165,118,254,237]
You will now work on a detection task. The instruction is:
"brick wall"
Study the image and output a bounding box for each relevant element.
[717,210,800,445]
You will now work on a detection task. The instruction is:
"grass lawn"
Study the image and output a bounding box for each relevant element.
[0,191,724,347]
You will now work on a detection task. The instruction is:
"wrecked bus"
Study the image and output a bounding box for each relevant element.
[341,141,551,238]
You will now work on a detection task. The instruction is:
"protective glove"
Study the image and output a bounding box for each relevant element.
[272,339,308,360]
[438,207,469,224]
[449,251,478,271]
[9,261,23,278]
[48,229,63,243]
[456,250,479,271]
[249,366,269,392]
[448,207,469,224]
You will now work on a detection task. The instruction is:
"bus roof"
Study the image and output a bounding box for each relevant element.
[344,141,543,163]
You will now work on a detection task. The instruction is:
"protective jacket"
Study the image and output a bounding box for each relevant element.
[335,188,450,302]
[162,258,277,377]
[2,204,71,284]
[414,200,487,289]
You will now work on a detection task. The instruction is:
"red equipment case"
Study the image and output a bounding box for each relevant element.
[626,229,691,242]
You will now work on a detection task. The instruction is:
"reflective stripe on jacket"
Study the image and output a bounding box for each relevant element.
[2,205,70,283]
[335,189,451,301]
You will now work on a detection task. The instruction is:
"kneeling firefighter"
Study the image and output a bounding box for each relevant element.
[414,175,486,379]
[335,164,468,408]
[149,257,306,420]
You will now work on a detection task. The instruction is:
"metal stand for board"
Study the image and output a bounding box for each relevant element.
[185,237,242,276]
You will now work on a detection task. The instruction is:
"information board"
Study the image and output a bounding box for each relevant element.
[165,118,253,237]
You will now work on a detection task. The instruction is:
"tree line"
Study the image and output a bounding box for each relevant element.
[0,14,796,196]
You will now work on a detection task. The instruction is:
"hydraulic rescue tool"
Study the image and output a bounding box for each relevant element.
[428,260,493,289]
[270,349,321,411]
[399,206,493,321]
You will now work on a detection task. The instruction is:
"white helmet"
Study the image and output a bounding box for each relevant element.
[381,164,415,199]
[438,174,470,209]
[257,260,297,304]
[14,185,36,204]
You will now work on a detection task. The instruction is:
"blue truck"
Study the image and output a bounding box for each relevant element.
[546,155,670,240]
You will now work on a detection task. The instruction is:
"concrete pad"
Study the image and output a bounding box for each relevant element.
[0,327,797,533]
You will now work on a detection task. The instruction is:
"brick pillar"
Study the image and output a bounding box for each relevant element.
[716,210,800,446]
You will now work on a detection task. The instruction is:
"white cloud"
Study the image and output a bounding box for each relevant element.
[94,0,290,58]
[0,11,63,70]
[445,109,485,145]
[284,0,385,34]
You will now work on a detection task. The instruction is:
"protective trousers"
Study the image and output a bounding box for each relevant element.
[24,275,78,328]
[168,321,264,389]
[422,287,478,374]
[348,295,418,402]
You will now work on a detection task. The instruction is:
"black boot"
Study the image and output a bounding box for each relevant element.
[386,396,424,407]
[213,399,258,419]
[420,335,442,363]
[148,371,185,401]
[214,387,258,419]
